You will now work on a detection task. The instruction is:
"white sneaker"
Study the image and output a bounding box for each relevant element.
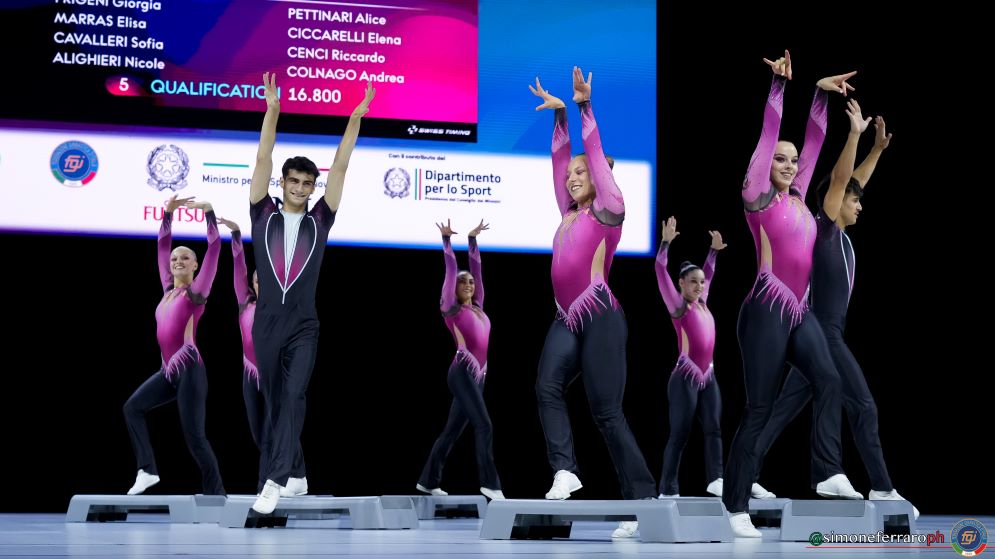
[416,483,448,496]
[869,489,920,520]
[816,474,863,499]
[280,476,308,497]
[658,493,680,498]
[752,482,776,499]
[729,512,762,538]
[545,470,582,500]
[127,469,160,495]
[611,520,639,538]
[706,478,723,496]
[252,480,282,514]
[480,487,505,500]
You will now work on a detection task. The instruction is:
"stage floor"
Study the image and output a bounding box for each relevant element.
[2,512,990,558]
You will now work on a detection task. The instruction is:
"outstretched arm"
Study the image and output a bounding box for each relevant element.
[219,218,254,306]
[574,67,624,223]
[795,70,857,198]
[850,115,891,189]
[530,76,572,215]
[743,51,791,209]
[250,72,279,205]
[824,99,870,220]
[187,201,220,302]
[701,230,727,304]
[467,220,489,308]
[157,194,195,291]
[438,220,458,313]
[655,217,684,316]
[324,82,376,212]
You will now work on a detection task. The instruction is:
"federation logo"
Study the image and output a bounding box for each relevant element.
[147,144,190,191]
[383,167,410,199]
[952,519,988,557]
[50,141,99,186]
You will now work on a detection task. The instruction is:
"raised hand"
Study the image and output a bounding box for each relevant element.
[873,115,892,150]
[817,71,857,96]
[763,49,792,80]
[436,219,456,237]
[662,216,680,243]
[184,199,214,213]
[467,219,490,237]
[572,65,592,103]
[351,81,376,117]
[216,217,240,231]
[262,71,279,111]
[165,194,195,213]
[709,230,728,250]
[845,98,872,134]
[529,76,565,111]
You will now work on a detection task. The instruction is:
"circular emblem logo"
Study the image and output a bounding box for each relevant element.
[147,144,190,191]
[383,167,410,199]
[953,519,988,557]
[51,141,99,186]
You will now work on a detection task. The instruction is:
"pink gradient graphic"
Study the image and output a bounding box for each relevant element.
[105,75,147,97]
[153,1,477,123]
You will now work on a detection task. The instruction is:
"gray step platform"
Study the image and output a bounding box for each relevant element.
[224,494,342,521]
[748,497,792,528]
[219,495,419,529]
[66,494,227,523]
[409,495,488,519]
[779,499,917,541]
[479,498,734,542]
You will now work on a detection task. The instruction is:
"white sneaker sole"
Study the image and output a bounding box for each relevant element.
[545,481,582,500]
[251,500,278,514]
[817,489,863,499]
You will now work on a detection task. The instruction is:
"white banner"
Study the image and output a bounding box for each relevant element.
[0,126,653,254]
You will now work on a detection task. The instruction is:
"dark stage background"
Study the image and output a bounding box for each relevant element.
[2,4,988,515]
